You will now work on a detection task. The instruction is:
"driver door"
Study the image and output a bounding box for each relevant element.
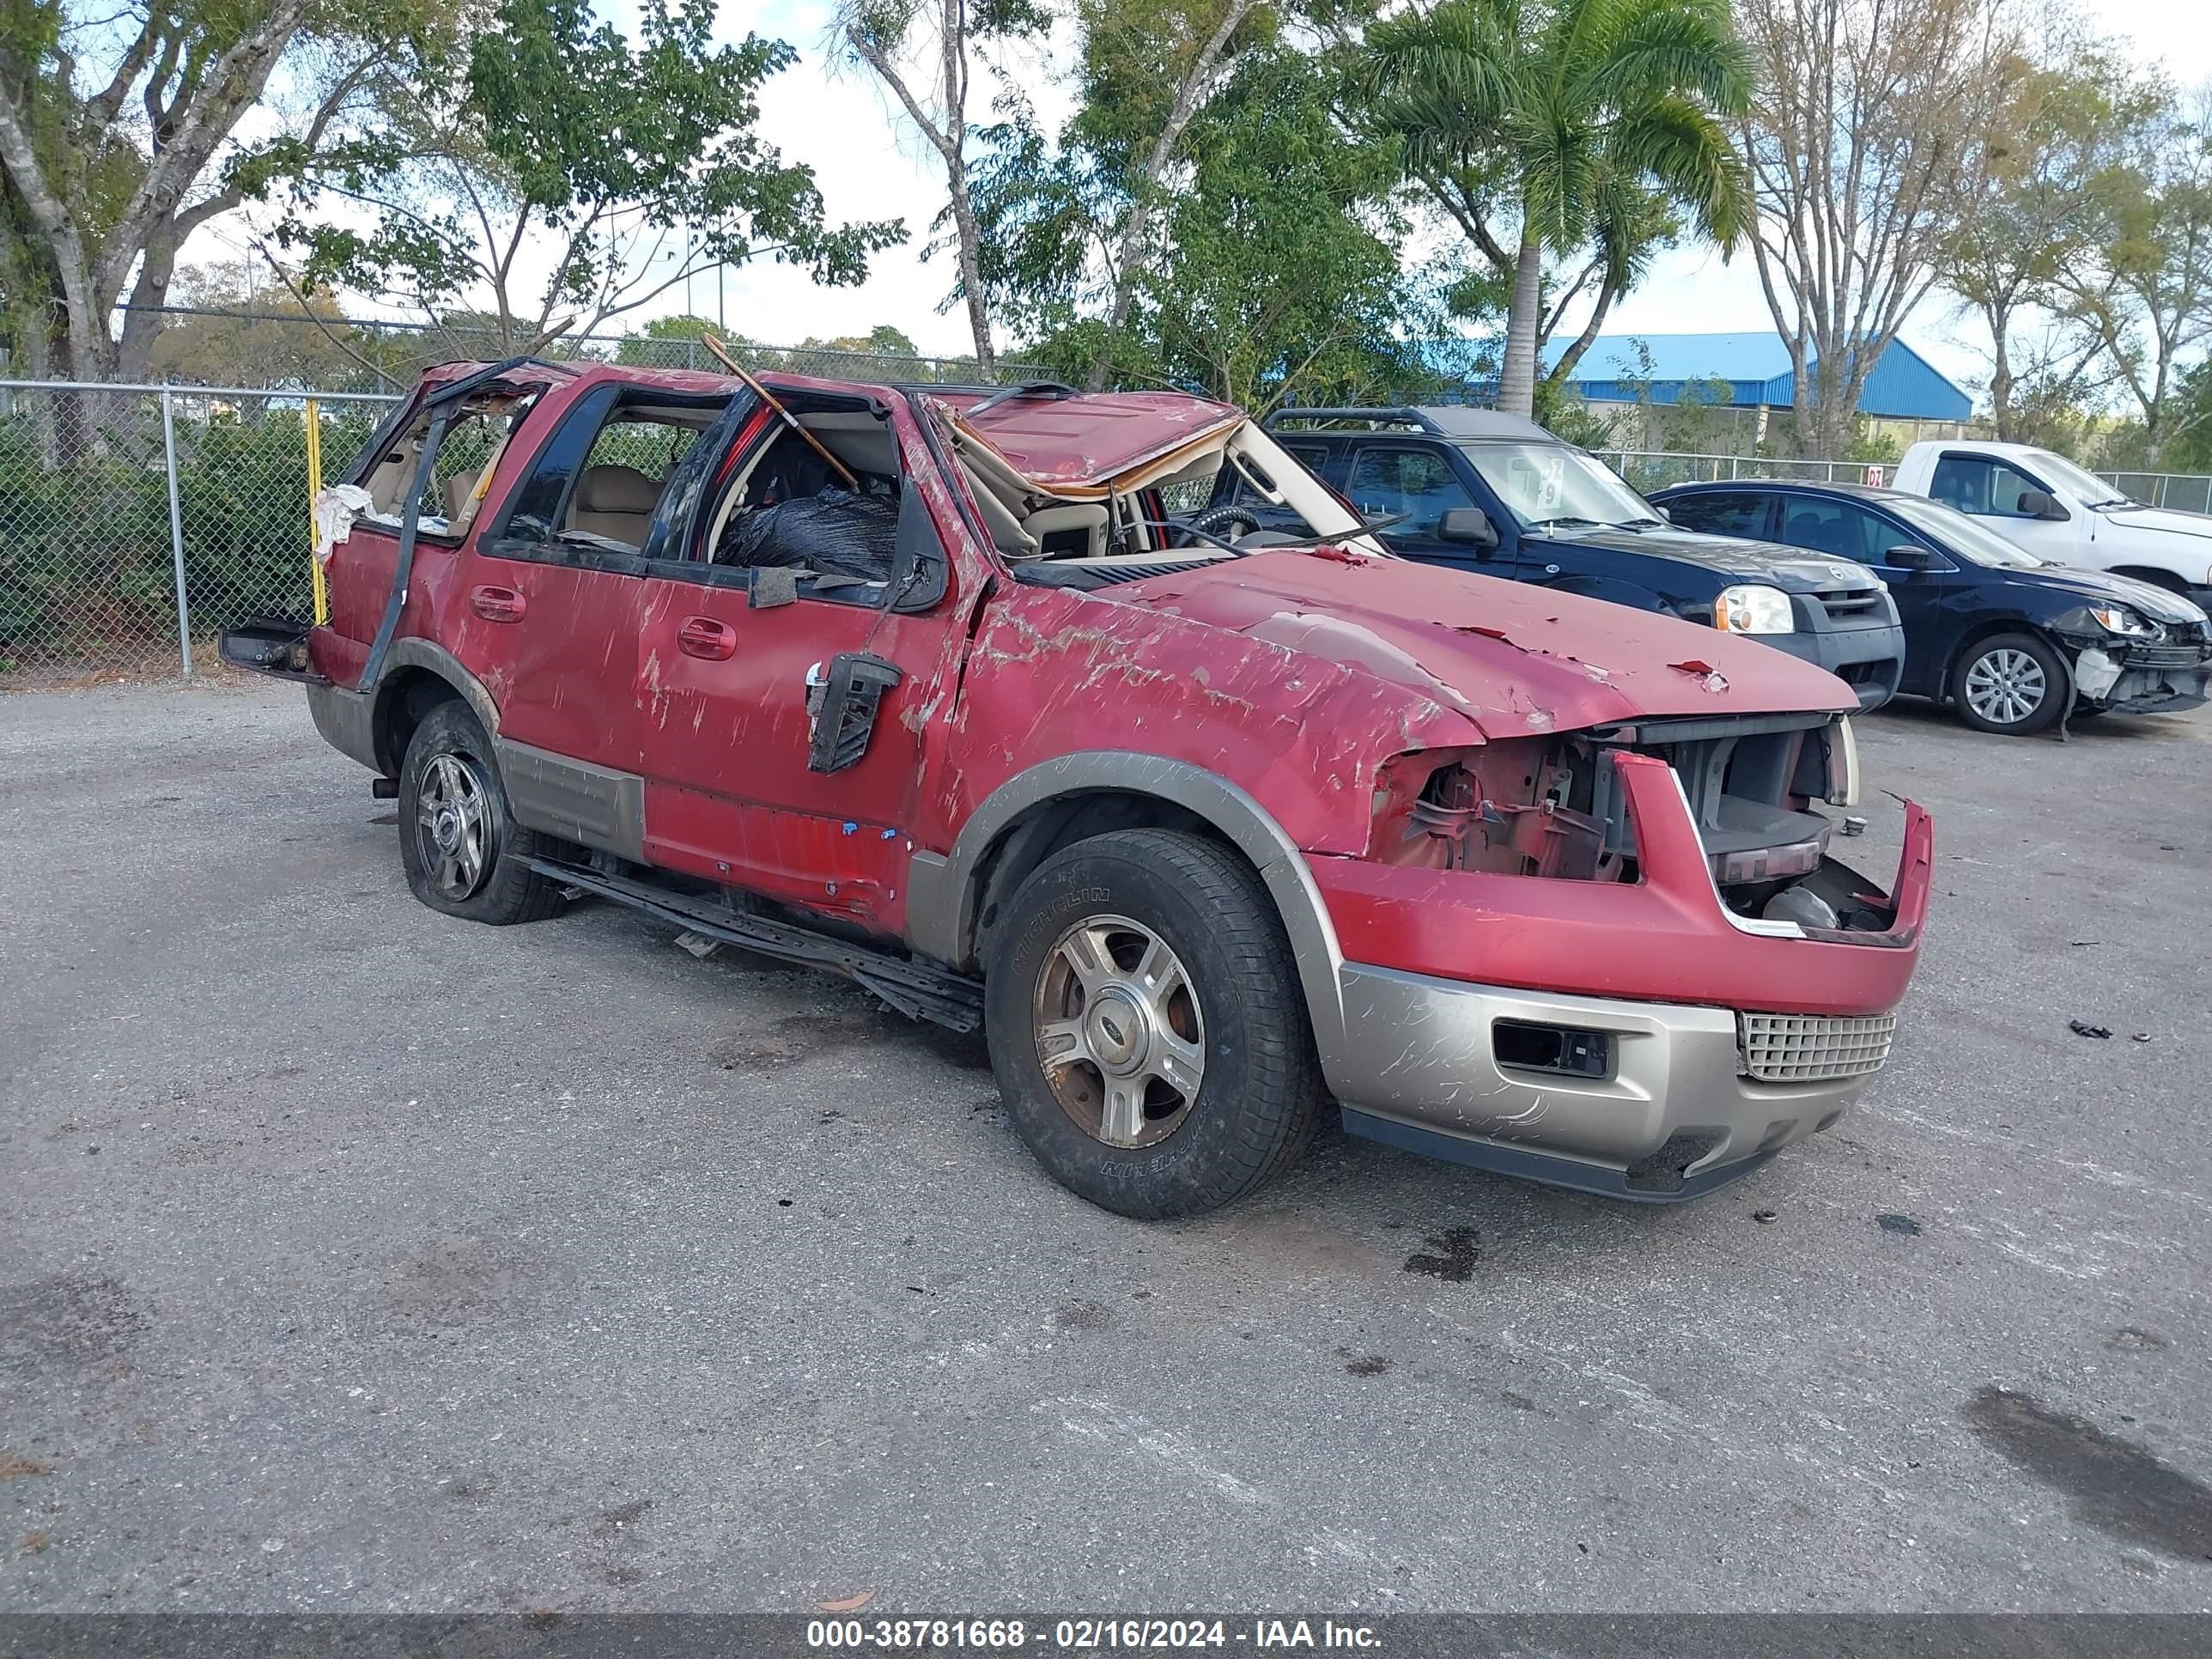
[1344,443,1507,573]
[632,397,963,933]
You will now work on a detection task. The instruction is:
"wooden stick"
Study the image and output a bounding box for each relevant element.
[700,331,860,492]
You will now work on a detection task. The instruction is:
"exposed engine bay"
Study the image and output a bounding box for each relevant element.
[1372,712,1891,934]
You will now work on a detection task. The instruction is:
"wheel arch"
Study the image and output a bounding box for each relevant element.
[368,641,502,775]
[2106,564,2191,593]
[907,754,1349,1065]
[1938,617,2069,702]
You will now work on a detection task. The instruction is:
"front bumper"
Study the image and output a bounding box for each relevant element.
[1334,968,1876,1200]
[1770,621,1906,712]
[2070,641,2212,715]
[1312,750,1932,1201]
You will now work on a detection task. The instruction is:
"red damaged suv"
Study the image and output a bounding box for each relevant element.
[224,358,1933,1218]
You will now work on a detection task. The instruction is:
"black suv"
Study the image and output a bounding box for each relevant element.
[1200,408,1905,710]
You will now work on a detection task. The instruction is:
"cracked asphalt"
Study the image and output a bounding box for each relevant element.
[2,678,2209,1614]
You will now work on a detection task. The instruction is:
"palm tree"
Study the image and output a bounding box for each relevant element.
[1364,0,1753,416]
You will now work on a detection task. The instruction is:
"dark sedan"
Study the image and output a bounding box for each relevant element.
[1650,480,2212,734]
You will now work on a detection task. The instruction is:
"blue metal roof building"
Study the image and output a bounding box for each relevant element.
[1550,332,1972,422]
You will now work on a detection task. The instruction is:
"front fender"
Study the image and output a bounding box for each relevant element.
[905,753,1352,1074]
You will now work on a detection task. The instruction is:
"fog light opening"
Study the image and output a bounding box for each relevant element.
[1492,1019,1612,1080]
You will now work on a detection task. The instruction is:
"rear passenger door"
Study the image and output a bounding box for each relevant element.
[460,382,728,781]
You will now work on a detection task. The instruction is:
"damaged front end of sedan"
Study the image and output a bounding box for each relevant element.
[2052,600,2212,716]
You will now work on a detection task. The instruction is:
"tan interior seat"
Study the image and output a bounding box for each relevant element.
[570,465,660,544]
[440,474,474,527]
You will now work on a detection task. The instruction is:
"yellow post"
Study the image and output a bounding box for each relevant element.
[305,398,328,624]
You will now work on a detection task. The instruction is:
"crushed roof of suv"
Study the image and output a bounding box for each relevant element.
[933,384,1243,492]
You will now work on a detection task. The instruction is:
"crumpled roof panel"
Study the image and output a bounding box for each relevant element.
[935,388,1244,491]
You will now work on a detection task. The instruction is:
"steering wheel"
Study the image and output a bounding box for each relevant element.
[1172,501,1262,549]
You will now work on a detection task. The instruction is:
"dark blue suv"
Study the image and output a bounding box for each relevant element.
[1200,408,1905,710]
[1653,477,2212,734]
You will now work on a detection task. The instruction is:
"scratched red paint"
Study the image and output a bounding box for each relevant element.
[308,363,1930,1024]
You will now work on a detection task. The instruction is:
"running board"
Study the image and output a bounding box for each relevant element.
[522,854,983,1032]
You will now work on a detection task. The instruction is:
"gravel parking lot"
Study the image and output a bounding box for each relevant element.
[3,678,2209,1616]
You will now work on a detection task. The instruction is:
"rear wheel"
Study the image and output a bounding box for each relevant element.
[1952,632,2067,735]
[396,700,563,924]
[984,829,1322,1218]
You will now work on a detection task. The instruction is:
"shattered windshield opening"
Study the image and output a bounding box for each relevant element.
[951,416,1373,569]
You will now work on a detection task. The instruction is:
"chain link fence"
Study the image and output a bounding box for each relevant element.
[1595,448,2212,509]
[1,333,1056,681]
[1595,450,1904,491]
[120,305,1052,397]
[10,386,2212,682]
[0,380,398,678]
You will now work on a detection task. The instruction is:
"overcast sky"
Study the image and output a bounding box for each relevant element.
[190,1,2212,398]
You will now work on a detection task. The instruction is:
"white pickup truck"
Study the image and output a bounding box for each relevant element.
[1892,440,2212,610]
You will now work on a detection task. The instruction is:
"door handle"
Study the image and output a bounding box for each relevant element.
[678,616,738,660]
[471,585,526,623]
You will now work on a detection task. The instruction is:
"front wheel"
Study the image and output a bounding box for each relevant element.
[1952,632,2067,735]
[396,700,564,924]
[983,829,1322,1218]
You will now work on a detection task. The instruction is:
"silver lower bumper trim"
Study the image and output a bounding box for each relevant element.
[1326,962,1886,1194]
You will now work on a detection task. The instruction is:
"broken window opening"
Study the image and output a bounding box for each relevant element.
[357,390,538,541]
[701,395,907,592]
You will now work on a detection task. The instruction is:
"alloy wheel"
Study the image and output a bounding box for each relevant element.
[416,751,494,902]
[1032,914,1206,1148]
[1963,647,2048,726]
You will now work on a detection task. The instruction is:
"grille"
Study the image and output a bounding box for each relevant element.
[1739,1012,1898,1083]
[2123,641,2212,670]
[1809,588,1889,627]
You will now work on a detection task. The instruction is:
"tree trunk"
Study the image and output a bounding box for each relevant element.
[945,159,995,377]
[116,234,180,385]
[1082,0,1257,393]
[1987,300,2015,443]
[1495,236,1544,417]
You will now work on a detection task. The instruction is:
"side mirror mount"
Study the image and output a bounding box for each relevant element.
[1439,506,1500,552]
[1884,544,1942,570]
[2016,488,2068,521]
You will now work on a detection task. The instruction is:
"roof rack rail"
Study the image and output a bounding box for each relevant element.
[1266,406,1449,433]
[967,380,1081,416]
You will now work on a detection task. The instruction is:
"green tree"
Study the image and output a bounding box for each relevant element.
[1132,46,1437,409]
[143,259,374,386]
[611,313,729,370]
[0,0,441,449]
[974,39,1442,409]
[1938,48,2157,442]
[2051,83,2212,466]
[283,0,902,354]
[1362,0,1751,418]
